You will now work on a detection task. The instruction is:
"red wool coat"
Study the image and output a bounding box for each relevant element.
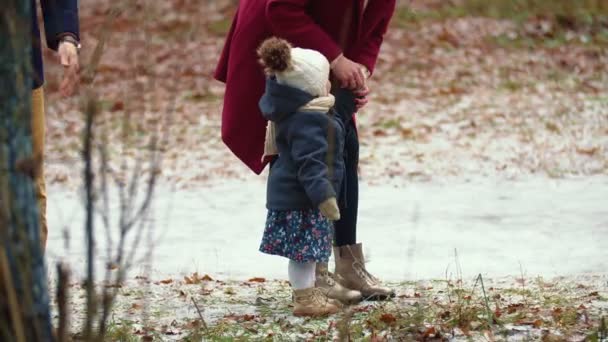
[214,0,396,174]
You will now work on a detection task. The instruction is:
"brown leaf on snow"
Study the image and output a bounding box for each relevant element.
[517,319,543,328]
[184,272,214,284]
[106,262,119,270]
[423,326,437,338]
[576,146,599,156]
[159,279,173,285]
[373,129,388,137]
[379,313,397,324]
[223,314,257,322]
[494,305,502,318]
[507,303,524,314]
[183,320,202,329]
[110,101,124,112]
[248,277,266,283]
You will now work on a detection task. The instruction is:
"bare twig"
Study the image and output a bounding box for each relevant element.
[191,297,208,331]
[56,263,70,342]
[478,274,494,327]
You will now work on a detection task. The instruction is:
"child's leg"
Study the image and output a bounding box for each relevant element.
[288,260,316,290]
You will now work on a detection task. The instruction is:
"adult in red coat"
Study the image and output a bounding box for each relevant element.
[215,0,396,300]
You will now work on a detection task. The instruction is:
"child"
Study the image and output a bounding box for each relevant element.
[257,37,360,317]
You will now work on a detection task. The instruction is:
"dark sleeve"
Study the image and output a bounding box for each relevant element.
[286,113,336,206]
[266,0,342,63]
[40,0,80,51]
[333,88,357,127]
[348,0,396,74]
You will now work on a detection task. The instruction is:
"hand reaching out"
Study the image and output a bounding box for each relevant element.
[58,40,79,97]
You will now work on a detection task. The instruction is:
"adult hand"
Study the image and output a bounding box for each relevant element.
[331,55,365,90]
[58,41,79,97]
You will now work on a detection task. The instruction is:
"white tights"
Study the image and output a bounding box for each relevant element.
[288,260,316,290]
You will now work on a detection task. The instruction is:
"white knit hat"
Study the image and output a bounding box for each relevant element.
[275,48,330,97]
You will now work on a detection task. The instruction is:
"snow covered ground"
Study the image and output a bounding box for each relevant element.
[46,175,608,283]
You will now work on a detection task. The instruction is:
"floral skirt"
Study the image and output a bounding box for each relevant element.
[259,209,333,263]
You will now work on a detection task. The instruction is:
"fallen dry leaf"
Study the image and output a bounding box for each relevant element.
[248,277,266,283]
[423,326,437,338]
[507,303,524,314]
[106,262,119,270]
[380,313,397,324]
[576,146,599,156]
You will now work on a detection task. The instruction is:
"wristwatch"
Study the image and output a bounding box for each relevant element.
[60,35,82,53]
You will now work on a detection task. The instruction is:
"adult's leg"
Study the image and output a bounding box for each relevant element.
[31,86,47,251]
[334,122,358,247]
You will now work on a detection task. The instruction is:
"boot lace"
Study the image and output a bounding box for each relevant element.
[311,288,330,306]
[318,270,336,287]
[352,260,380,286]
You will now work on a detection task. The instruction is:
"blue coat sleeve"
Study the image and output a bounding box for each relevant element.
[286,113,337,207]
[40,0,80,50]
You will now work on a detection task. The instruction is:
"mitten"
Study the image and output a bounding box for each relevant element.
[319,197,340,221]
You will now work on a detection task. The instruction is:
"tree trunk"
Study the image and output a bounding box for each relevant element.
[0,1,55,341]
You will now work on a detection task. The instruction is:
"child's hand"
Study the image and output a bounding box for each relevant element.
[319,197,340,221]
[354,86,370,110]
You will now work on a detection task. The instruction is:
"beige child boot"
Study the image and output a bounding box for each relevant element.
[315,263,362,305]
[334,243,396,301]
[292,287,341,317]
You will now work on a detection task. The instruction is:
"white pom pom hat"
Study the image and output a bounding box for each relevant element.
[275,47,330,97]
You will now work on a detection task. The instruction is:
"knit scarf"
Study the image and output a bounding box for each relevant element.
[262,94,336,162]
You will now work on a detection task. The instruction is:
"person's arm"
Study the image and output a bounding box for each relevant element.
[286,113,338,209]
[266,0,365,89]
[40,0,80,50]
[266,0,342,63]
[349,0,396,75]
[40,0,80,96]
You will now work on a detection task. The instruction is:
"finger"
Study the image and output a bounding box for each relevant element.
[68,52,78,69]
[355,71,365,90]
[357,86,371,97]
[60,50,69,67]
[60,77,69,97]
[348,73,357,90]
[355,98,368,107]
[61,65,78,96]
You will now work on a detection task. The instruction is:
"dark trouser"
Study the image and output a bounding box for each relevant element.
[335,119,359,246]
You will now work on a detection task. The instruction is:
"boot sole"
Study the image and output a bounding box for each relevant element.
[340,296,363,305]
[362,293,396,301]
[293,310,338,318]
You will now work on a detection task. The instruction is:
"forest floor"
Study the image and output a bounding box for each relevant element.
[41,0,608,340]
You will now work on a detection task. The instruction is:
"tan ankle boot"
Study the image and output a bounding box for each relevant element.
[292,287,341,317]
[315,263,362,305]
[334,243,396,301]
